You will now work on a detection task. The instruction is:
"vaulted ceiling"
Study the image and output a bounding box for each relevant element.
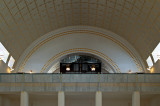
[0,0,160,66]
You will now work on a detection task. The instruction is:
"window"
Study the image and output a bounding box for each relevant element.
[146,56,153,68]
[152,43,160,63]
[0,42,9,63]
[8,56,15,68]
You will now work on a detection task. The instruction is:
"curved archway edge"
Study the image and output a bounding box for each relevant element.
[15,26,145,73]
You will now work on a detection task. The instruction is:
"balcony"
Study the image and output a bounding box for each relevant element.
[0,73,159,92]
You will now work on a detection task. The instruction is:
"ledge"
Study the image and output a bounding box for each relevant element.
[0,74,159,93]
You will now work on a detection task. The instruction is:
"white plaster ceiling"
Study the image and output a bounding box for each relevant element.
[0,0,160,66]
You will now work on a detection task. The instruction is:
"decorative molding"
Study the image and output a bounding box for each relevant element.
[15,26,145,73]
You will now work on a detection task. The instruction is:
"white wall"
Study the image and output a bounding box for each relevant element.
[15,26,145,73]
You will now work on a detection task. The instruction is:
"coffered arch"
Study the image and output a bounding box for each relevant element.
[0,0,160,68]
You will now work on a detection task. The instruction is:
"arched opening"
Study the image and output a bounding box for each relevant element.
[48,53,115,73]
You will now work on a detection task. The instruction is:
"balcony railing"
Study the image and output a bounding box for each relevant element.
[0,73,159,92]
[0,73,159,83]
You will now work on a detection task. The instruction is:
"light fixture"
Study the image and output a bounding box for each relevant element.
[147,66,152,71]
[91,64,96,71]
[66,64,70,71]
[150,67,154,73]
[30,70,32,73]
[10,68,14,72]
[128,70,132,73]
[147,67,151,71]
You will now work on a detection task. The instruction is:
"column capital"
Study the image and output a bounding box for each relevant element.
[96,91,102,93]
[58,91,64,93]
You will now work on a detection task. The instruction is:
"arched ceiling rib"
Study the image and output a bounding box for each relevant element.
[0,0,160,66]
